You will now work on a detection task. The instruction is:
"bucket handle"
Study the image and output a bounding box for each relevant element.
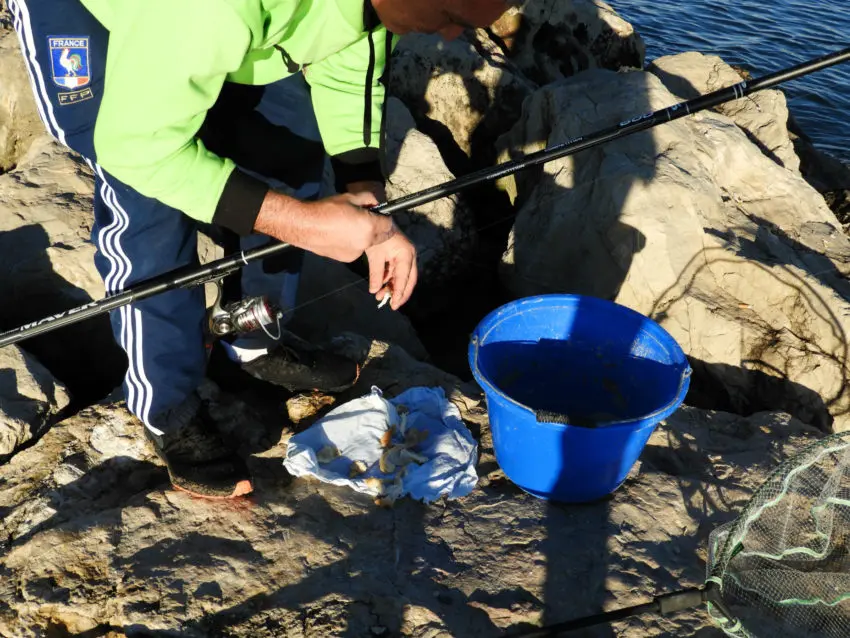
[471,335,692,429]
[535,410,603,428]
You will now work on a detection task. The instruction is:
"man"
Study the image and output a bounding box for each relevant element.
[8,0,515,499]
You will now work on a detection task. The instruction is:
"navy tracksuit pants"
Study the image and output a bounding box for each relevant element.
[8,0,324,430]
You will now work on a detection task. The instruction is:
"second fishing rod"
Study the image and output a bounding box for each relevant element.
[1,44,848,349]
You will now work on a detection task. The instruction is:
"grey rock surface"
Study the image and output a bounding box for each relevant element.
[382,97,478,290]
[390,29,536,160]
[492,0,646,85]
[0,343,70,456]
[648,51,800,172]
[0,134,128,404]
[2,4,849,637]
[496,64,850,432]
[0,15,41,172]
[0,332,828,637]
[388,0,644,167]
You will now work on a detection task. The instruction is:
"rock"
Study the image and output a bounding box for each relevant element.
[496,64,850,432]
[825,189,850,228]
[788,113,850,195]
[285,392,338,427]
[648,51,800,173]
[390,30,536,162]
[0,136,98,269]
[785,113,850,228]
[388,0,644,167]
[386,40,527,362]
[384,2,647,354]
[0,351,830,636]
[649,51,850,233]
[4,4,848,634]
[326,332,485,414]
[0,135,128,405]
[493,0,646,85]
[0,17,41,172]
[382,97,478,290]
[0,343,70,456]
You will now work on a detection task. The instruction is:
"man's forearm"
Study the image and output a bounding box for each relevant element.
[253,190,309,246]
[252,188,394,264]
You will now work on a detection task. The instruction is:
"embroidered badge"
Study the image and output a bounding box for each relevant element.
[48,36,91,90]
[57,88,93,106]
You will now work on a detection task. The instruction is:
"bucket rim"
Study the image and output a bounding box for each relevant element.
[469,294,692,429]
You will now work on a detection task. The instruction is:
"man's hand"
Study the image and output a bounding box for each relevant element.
[253,187,419,310]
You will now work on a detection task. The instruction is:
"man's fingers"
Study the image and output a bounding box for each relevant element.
[364,231,418,311]
[377,260,396,300]
[368,255,387,295]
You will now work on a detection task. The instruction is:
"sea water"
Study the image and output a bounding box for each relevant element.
[610,0,850,163]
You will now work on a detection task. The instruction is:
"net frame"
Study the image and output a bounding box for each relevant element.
[705,430,850,637]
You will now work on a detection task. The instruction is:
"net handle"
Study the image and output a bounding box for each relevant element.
[499,585,719,636]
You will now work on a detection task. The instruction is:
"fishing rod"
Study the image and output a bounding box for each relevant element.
[1,45,848,349]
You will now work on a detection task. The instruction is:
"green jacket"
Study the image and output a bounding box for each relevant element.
[81,0,393,234]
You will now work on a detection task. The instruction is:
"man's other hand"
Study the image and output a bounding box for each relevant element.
[347,180,386,203]
[346,180,418,310]
[364,218,418,310]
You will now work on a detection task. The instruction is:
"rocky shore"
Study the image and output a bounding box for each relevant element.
[1,1,849,636]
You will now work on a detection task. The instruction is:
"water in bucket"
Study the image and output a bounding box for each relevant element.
[469,294,691,503]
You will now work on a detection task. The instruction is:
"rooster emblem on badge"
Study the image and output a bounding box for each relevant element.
[59,47,83,76]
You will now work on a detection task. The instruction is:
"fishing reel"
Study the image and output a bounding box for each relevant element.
[207,278,283,338]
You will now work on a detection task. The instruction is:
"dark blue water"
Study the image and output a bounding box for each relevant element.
[609,0,850,163]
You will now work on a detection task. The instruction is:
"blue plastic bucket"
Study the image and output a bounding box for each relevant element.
[469,294,691,503]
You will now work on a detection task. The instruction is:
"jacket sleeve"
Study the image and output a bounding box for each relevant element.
[303,26,396,191]
[92,0,269,234]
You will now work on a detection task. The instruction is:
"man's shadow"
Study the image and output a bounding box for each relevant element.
[0,453,167,553]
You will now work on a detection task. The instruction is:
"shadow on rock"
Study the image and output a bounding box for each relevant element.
[685,357,834,433]
[638,408,824,611]
[0,224,127,410]
[652,220,850,432]
[728,214,850,306]
[133,494,506,638]
[0,455,166,551]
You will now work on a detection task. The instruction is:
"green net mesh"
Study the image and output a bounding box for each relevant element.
[706,431,850,637]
